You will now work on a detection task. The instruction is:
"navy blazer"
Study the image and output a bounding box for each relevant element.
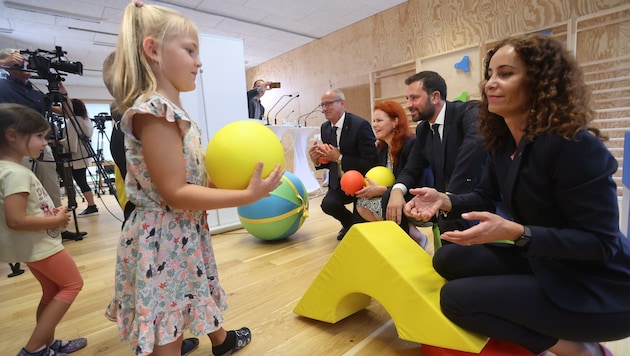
[318,112,377,176]
[396,101,485,194]
[376,135,415,178]
[449,130,630,314]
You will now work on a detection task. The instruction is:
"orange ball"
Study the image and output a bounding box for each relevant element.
[318,144,329,164]
[340,170,365,195]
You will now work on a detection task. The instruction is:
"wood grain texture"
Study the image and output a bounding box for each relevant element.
[0,192,628,355]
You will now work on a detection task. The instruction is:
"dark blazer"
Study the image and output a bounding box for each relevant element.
[449,130,630,314]
[397,100,485,194]
[317,112,377,189]
[246,87,264,120]
[377,135,415,178]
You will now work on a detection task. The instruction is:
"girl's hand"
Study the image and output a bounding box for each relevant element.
[247,162,284,200]
[54,206,71,228]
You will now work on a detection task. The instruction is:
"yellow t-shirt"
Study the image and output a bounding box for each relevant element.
[114,164,129,210]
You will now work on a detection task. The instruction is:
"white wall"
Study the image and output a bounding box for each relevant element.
[181,33,248,234]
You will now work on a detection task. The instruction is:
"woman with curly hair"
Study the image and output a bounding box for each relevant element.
[403,34,630,355]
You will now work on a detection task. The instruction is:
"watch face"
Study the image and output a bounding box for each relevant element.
[515,237,529,247]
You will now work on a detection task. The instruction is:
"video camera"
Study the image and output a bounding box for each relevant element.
[19,46,83,85]
[91,112,112,131]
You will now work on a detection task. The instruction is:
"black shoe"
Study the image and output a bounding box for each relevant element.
[212,327,252,356]
[61,231,84,241]
[79,231,88,236]
[181,337,199,356]
[77,205,99,217]
[337,228,348,241]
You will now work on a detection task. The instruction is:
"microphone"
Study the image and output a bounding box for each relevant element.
[274,94,300,125]
[298,104,322,127]
[282,110,295,125]
[266,94,292,125]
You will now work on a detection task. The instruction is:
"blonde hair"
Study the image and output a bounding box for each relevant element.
[102,51,115,97]
[0,48,17,60]
[113,2,198,112]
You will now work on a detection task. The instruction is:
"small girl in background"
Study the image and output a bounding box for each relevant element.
[0,103,86,356]
[105,2,283,356]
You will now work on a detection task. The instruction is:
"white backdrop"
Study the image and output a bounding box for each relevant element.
[181,33,248,234]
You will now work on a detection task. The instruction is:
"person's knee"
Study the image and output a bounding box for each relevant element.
[56,277,84,304]
[432,244,460,280]
[320,195,337,214]
[439,281,465,320]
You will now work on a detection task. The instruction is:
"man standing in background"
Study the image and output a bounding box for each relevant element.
[247,79,273,120]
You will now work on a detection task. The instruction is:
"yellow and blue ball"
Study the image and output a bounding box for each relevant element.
[206,120,285,190]
[237,171,309,241]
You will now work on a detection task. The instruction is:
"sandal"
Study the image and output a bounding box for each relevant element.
[49,339,87,354]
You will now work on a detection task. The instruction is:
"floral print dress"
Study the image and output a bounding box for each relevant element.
[105,93,227,355]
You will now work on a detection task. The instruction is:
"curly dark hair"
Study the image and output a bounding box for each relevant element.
[478,34,601,152]
[373,100,413,167]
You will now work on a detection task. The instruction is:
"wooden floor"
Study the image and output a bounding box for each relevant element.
[1,190,629,356]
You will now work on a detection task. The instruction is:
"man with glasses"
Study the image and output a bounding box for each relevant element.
[309,89,377,240]
[385,71,486,237]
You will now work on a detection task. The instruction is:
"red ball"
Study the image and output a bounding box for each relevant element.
[340,170,365,195]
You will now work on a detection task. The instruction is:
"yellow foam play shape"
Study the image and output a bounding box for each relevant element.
[293,221,488,352]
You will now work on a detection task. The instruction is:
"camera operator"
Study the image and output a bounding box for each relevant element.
[0,48,86,240]
[59,98,98,217]
[246,79,278,120]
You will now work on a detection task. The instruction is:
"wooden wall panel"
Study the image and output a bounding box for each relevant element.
[247,0,629,129]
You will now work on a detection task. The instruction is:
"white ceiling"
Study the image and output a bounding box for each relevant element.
[0,0,406,88]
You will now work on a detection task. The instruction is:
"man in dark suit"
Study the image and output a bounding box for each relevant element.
[246,79,271,120]
[385,71,486,234]
[309,89,378,240]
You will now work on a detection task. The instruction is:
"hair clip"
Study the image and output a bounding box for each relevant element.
[132,0,144,8]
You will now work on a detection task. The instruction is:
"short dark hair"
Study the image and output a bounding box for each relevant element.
[0,103,49,148]
[405,71,447,100]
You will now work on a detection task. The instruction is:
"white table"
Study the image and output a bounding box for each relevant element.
[270,125,322,193]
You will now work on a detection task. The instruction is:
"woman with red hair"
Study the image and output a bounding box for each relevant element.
[356,100,431,247]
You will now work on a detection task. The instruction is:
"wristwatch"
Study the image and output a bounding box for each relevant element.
[336,154,343,163]
[514,226,532,248]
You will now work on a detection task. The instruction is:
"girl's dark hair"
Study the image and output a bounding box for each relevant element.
[0,103,50,148]
[71,98,88,117]
[478,34,601,152]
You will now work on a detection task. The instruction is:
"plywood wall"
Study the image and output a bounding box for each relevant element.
[247,0,630,127]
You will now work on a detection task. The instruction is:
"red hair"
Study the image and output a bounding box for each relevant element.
[374,100,412,167]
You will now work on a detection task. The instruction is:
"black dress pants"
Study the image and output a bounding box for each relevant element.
[433,243,630,353]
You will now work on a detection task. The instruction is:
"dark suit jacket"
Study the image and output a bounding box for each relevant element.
[247,88,264,120]
[377,135,415,177]
[397,100,485,194]
[317,112,377,189]
[449,130,630,314]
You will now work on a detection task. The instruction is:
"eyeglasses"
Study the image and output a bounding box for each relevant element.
[320,98,342,108]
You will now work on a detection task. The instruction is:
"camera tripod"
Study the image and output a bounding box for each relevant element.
[43,79,116,238]
[91,113,114,197]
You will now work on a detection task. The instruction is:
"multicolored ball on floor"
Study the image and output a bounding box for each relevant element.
[205,120,285,189]
[237,171,309,241]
